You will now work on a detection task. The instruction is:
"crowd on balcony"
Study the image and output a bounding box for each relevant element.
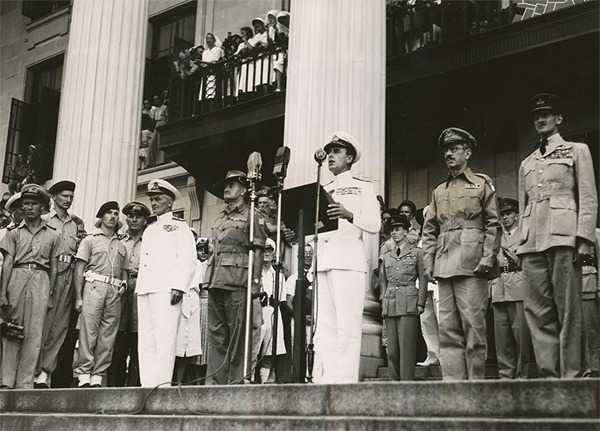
[172,10,290,112]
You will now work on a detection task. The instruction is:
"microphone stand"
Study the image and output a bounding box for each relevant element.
[267,146,290,383]
[307,150,326,382]
[266,180,284,383]
[243,153,261,383]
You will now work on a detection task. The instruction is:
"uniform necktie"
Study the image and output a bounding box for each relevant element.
[396,247,401,257]
[540,138,548,155]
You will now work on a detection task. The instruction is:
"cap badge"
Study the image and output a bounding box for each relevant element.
[149,182,160,191]
[536,98,544,106]
[331,135,339,143]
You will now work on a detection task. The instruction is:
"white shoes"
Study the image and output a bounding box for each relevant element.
[416,359,440,367]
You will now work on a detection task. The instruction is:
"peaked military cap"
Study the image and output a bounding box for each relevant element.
[389,214,411,230]
[122,201,150,217]
[21,184,50,205]
[498,197,519,214]
[323,131,362,163]
[48,180,76,195]
[5,192,22,213]
[146,179,181,200]
[528,93,565,114]
[438,127,477,149]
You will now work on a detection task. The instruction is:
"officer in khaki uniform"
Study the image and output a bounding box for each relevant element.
[107,201,149,387]
[0,184,62,389]
[73,201,128,387]
[489,198,532,379]
[379,215,426,380]
[34,180,81,388]
[204,170,268,384]
[517,94,598,378]
[422,128,501,380]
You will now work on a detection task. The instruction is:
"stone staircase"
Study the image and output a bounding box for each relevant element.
[0,379,598,430]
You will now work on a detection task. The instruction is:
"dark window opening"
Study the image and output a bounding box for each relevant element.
[22,0,69,22]
[3,56,63,187]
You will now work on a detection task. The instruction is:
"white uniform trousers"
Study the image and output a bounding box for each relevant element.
[138,292,182,387]
[420,290,440,363]
[313,269,365,384]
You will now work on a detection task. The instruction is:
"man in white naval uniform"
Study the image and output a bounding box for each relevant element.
[313,131,381,384]
[136,179,197,387]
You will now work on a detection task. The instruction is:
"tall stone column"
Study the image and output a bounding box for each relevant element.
[53,0,149,227]
[283,0,386,379]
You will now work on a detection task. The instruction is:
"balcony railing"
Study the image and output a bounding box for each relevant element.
[387,0,526,58]
[168,46,287,122]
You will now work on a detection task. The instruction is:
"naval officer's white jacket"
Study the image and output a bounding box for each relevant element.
[317,170,381,272]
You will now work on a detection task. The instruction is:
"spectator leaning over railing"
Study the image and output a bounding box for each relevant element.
[274,11,290,92]
[199,33,225,112]
[234,26,255,100]
[250,17,269,96]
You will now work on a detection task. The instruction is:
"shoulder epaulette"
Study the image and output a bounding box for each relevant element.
[117,233,126,240]
[474,173,496,192]
[147,215,158,225]
[71,214,83,224]
[172,215,184,221]
[324,180,334,187]
[6,224,17,231]
[352,176,371,183]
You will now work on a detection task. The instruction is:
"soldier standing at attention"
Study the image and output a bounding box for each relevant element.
[490,198,532,379]
[107,201,149,387]
[422,127,501,380]
[34,180,80,388]
[136,180,196,387]
[313,132,381,384]
[204,170,268,384]
[379,215,426,380]
[73,201,128,388]
[517,94,598,378]
[0,184,62,389]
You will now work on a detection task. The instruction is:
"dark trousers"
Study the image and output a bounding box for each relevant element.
[386,315,418,380]
[492,301,533,379]
[207,289,247,384]
[522,247,583,377]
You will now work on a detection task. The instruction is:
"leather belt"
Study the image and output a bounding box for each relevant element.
[13,263,48,272]
[500,263,519,273]
[439,219,483,233]
[58,254,74,264]
[84,271,125,288]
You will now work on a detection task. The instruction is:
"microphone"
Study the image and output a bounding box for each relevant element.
[314,148,327,164]
[273,146,291,179]
[247,152,263,181]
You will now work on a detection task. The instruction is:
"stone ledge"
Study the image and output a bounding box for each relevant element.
[0,379,597,419]
[1,413,598,431]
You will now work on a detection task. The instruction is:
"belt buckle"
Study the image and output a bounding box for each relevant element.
[502,264,509,273]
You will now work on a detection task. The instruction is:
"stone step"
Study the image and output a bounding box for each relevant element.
[1,413,598,431]
[1,379,597,419]
[375,363,499,380]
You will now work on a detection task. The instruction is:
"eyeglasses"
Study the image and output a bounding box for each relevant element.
[442,144,467,154]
